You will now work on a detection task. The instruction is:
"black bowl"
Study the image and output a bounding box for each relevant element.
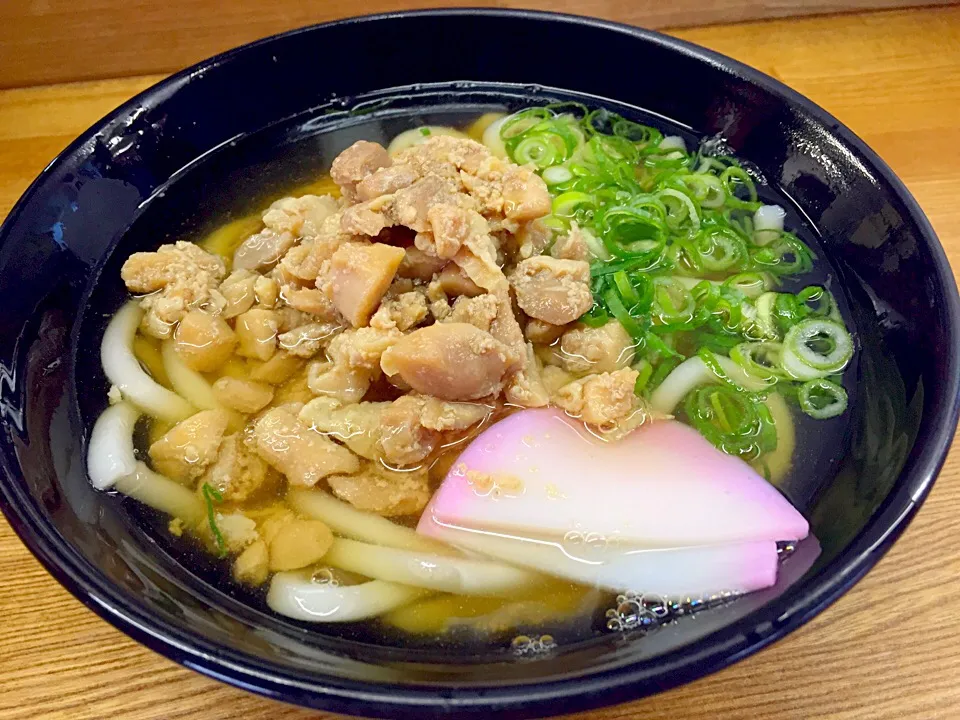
[1,9,958,719]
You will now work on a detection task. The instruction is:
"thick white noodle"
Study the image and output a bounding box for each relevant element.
[87,401,140,490]
[287,488,451,554]
[324,538,540,596]
[87,399,203,523]
[160,339,221,410]
[753,205,786,246]
[480,115,509,158]
[102,302,194,422]
[114,462,204,526]
[650,354,769,415]
[267,573,428,622]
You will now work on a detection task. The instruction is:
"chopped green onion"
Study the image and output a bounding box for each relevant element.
[730,341,787,382]
[724,272,768,299]
[201,482,228,558]
[782,317,853,380]
[499,103,856,443]
[683,384,777,460]
[798,378,848,419]
[542,165,574,185]
[552,191,596,219]
[652,276,696,324]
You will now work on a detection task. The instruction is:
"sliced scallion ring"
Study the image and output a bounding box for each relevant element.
[724,272,768,300]
[782,318,853,379]
[730,341,788,382]
[652,276,696,323]
[695,228,745,272]
[542,165,574,185]
[798,378,848,419]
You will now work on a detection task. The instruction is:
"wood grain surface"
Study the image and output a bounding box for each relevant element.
[2,6,960,719]
[0,0,955,89]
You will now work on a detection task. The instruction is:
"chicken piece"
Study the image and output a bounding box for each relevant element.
[268,518,335,572]
[262,194,339,238]
[369,291,428,332]
[425,278,452,321]
[121,241,227,339]
[254,276,280,307]
[275,307,310,333]
[235,308,279,361]
[504,343,550,408]
[148,409,231,482]
[419,396,490,432]
[394,135,491,179]
[323,242,405,327]
[487,291,526,370]
[452,231,507,293]
[271,366,315,406]
[172,310,236,373]
[524,318,568,345]
[541,365,576,396]
[378,396,439,466]
[277,242,319,283]
[437,263,484,298]
[447,294,499,332]
[515,219,554,260]
[511,256,593,326]
[201,433,271,501]
[559,321,636,374]
[330,141,392,200]
[502,165,551,222]
[253,406,359,486]
[459,163,506,219]
[258,508,298,545]
[281,286,340,321]
[220,269,258,319]
[554,368,646,438]
[326,326,403,372]
[216,512,260,552]
[417,205,489,260]
[307,361,372,404]
[233,539,269,585]
[398,246,448,280]
[277,213,354,282]
[388,174,461,233]
[233,228,297,272]
[551,223,591,262]
[341,201,389,237]
[248,350,304,385]
[356,163,419,202]
[383,277,416,297]
[380,322,513,401]
[121,241,224,294]
[278,321,342,358]
[378,395,489,466]
[328,463,430,517]
[211,377,274,413]
[300,398,388,460]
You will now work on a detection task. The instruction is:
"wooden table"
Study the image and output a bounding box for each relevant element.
[2,6,959,719]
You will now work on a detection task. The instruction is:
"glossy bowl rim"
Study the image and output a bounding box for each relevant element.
[1,8,958,718]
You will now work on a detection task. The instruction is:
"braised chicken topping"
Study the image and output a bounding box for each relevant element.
[118,134,649,584]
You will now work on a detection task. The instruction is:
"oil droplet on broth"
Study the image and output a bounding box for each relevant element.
[311,567,338,586]
[511,633,557,656]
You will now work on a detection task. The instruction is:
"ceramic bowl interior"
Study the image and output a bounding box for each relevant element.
[0,10,957,719]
